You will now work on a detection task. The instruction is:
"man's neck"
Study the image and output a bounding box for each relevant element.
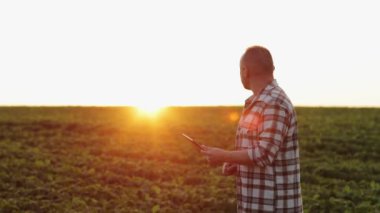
[251,78,274,96]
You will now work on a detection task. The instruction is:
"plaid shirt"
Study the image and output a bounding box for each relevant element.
[235,79,303,212]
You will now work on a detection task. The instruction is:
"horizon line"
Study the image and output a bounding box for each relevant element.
[0,104,379,108]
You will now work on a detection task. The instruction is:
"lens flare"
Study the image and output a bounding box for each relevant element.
[229,112,240,122]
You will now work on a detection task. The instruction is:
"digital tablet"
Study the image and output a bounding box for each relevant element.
[181,133,204,151]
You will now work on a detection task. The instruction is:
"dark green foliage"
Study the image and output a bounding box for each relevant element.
[0,107,379,212]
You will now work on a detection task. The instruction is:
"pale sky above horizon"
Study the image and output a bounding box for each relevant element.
[1,1,379,107]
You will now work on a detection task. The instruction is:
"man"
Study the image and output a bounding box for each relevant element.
[201,46,303,212]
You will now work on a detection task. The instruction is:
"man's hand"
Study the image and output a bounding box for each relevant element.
[200,145,226,167]
[222,162,238,176]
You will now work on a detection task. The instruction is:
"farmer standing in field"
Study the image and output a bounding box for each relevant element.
[201,46,303,212]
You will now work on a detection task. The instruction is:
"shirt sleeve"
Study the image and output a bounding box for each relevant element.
[247,104,289,167]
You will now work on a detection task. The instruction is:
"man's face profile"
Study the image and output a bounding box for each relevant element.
[240,59,251,90]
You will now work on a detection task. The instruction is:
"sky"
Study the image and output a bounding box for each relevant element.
[1,1,379,107]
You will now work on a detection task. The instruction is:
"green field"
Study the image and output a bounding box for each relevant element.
[0,107,379,212]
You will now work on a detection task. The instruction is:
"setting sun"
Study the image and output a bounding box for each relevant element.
[135,104,166,117]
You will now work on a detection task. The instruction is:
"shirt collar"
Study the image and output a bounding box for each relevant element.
[244,79,278,108]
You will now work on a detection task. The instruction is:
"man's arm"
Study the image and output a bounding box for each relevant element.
[245,104,289,167]
[201,104,289,167]
[201,146,254,166]
[222,149,254,165]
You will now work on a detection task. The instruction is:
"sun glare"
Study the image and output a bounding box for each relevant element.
[135,104,166,117]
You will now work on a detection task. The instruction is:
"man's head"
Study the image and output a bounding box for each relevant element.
[240,46,275,90]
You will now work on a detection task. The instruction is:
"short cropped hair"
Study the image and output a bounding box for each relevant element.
[242,46,275,72]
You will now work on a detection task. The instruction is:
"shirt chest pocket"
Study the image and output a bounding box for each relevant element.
[239,109,263,131]
[236,111,263,148]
